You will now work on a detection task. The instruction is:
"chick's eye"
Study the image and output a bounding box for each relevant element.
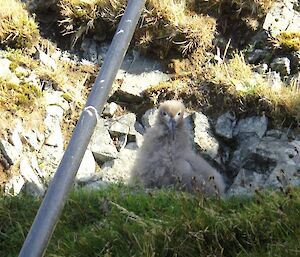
[162,111,167,116]
[177,112,181,116]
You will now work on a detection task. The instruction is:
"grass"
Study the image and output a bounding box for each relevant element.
[58,0,216,57]
[1,185,300,257]
[0,0,39,49]
[207,53,300,125]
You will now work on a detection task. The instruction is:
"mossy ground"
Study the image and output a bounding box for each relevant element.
[1,185,300,257]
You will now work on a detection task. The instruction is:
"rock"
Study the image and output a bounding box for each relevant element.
[228,137,300,195]
[215,112,237,139]
[20,158,45,197]
[82,180,108,190]
[247,49,268,64]
[265,164,300,188]
[76,149,97,183]
[90,118,118,163]
[4,175,25,196]
[115,54,170,102]
[81,38,101,64]
[38,144,64,180]
[253,63,269,74]
[36,48,57,70]
[227,169,268,196]
[0,58,20,84]
[0,139,21,165]
[108,113,137,137]
[44,106,64,147]
[233,115,268,139]
[101,143,138,183]
[44,91,70,111]
[193,112,219,160]
[263,0,300,37]
[270,57,291,76]
[22,128,44,151]
[103,102,119,117]
[117,71,170,102]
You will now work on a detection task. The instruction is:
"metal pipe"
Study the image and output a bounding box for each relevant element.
[18,1,145,256]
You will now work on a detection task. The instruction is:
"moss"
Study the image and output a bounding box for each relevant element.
[275,32,300,51]
[0,0,39,49]
[0,80,42,111]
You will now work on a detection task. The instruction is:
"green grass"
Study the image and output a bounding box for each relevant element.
[1,185,300,257]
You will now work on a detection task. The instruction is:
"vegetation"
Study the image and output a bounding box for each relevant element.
[0,0,39,49]
[1,185,300,257]
[275,32,300,51]
[58,0,216,56]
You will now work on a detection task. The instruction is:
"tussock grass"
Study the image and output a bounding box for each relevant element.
[0,0,39,49]
[205,53,300,125]
[1,185,300,256]
[58,0,216,57]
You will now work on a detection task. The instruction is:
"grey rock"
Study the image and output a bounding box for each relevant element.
[101,143,138,183]
[83,180,108,190]
[263,0,300,37]
[37,48,57,70]
[265,164,300,188]
[76,149,97,183]
[215,112,237,139]
[229,137,300,194]
[233,115,268,139]
[117,71,170,102]
[44,91,70,111]
[22,128,44,151]
[44,106,64,147]
[39,144,64,180]
[248,49,268,64]
[103,102,119,117]
[0,139,20,165]
[253,63,269,74]
[4,175,25,196]
[115,54,170,102]
[227,169,267,196]
[108,113,137,137]
[141,108,158,129]
[81,38,101,64]
[270,57,291,76]
[193,112,219,160]
[20,158,45,197]
[90,118,118,163]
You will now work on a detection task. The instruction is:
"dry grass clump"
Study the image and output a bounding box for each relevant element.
[207,53,300,125]
[197,0,273,17]
[58,0,216,57]
[0,0,39,49]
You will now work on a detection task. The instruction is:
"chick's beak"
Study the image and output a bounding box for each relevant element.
[167,118,176,140]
